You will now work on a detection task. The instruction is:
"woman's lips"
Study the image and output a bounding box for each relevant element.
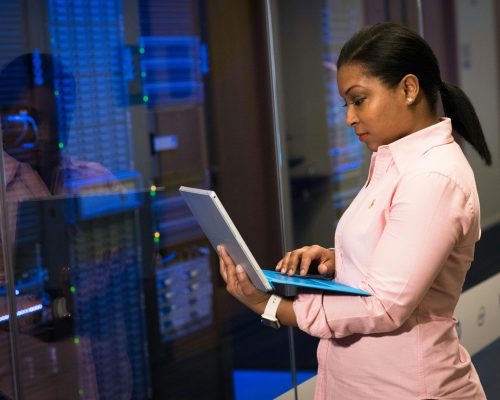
[357,132,368,142]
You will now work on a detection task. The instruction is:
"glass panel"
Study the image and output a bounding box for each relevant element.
[0,1,36,398]
[269,1,370,391]
[0,149,15,400]
[0,1,292,399]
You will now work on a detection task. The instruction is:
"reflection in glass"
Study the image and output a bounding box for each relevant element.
[0,43,145,400]
[0,0,312,399]
[322,0,366,222]
[8,190,154,399]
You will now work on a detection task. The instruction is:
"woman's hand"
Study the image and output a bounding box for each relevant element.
[218,245,270,314]
[275,245,335,277]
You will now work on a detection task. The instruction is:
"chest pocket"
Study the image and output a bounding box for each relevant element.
[342,186,391,262]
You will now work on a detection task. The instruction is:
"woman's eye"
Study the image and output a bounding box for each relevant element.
[343,97,365,107]
[353,97,365,106]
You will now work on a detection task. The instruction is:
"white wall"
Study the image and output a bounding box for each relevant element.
[455,273,500,355]
[455,0,500,229]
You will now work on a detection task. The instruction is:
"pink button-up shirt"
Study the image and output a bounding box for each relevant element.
[293,119,486,399]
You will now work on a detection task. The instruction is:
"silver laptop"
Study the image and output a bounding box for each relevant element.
[179,186,370,295]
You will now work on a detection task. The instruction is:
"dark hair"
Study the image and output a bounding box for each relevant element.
[0,52,76,144]
[337,22,492,165]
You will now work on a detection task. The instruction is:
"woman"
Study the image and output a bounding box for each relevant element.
[218,22,489,399]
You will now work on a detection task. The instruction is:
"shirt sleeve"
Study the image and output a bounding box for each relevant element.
[293,171,476,339]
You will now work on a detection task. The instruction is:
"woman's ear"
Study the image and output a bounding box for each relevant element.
[401,74,419,105]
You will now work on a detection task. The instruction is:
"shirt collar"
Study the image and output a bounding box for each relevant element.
[378,118,454,174]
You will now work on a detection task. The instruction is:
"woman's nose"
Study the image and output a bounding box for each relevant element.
[345,106,358,127]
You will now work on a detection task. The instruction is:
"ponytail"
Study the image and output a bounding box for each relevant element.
[440,81,492,165]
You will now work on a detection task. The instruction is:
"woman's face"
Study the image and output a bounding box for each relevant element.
[337,63,412,152]
[1,86,59,168]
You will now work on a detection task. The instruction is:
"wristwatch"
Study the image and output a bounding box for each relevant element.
[261,294,283,329]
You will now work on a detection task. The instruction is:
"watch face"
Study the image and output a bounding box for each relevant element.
[261,317,280,329]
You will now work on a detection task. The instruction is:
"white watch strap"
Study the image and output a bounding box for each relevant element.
[261,294,282,321]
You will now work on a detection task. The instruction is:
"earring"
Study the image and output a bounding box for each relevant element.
[407,97,413,105]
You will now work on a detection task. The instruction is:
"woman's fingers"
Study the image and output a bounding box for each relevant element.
[218,245,269,310]
[276,245,335,276]
[278,247,312,276]
[317,246,335,277]
[276,251,291,273]
[219,255,228,283]
[219,245,244,293]
[235,264,255,296]
[218,245,235,284]
[225,260,238,292]
[287,251,302,275]
[277,250,298,275]
[299,253,314,275]
[219,245,235,267]
[317,260,335,277]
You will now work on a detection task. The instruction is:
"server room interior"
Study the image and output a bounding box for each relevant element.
[0,1,498,400]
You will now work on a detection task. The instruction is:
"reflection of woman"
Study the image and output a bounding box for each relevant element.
[219,23,489,399]
[0,53,129,400]
[0,53,120,196]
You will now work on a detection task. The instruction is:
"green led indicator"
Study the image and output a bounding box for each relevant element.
[139,47,145,54]
[73,337,80,345]
[54,90,60,96]
[70,286,76,293]
[141,71,146,78]
[78,389,84,397]
[143,95,149,103]
[150,190,156,197]
[58,142,65,149]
